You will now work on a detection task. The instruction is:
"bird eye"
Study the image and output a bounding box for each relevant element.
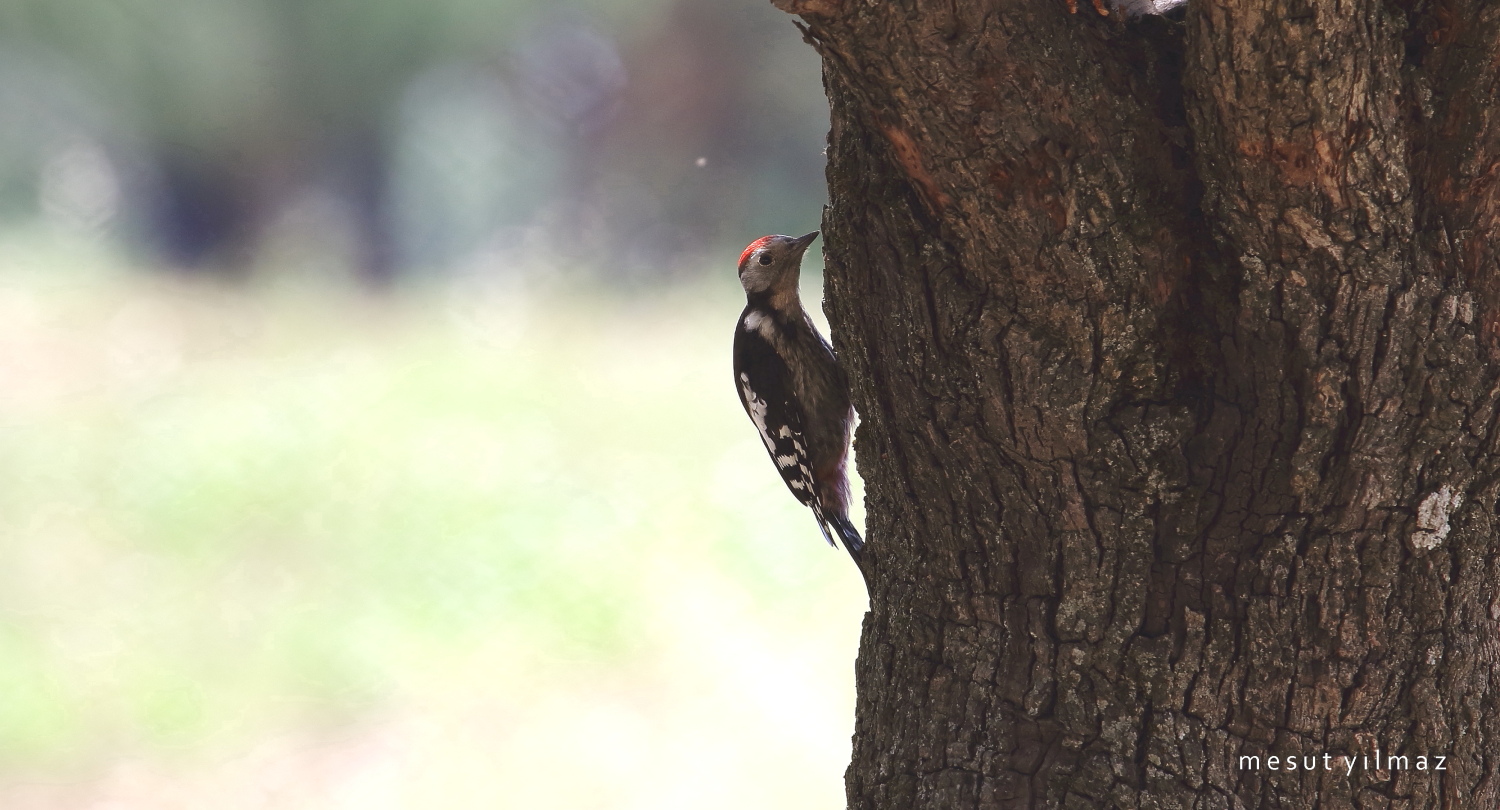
[757,253,773,266]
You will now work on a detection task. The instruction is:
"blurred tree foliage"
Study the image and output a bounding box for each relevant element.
[0,0,828,280]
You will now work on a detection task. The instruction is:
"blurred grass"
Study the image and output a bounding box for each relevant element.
[0,233,866,809]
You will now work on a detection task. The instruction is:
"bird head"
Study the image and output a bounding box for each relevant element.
[737,231,819,299]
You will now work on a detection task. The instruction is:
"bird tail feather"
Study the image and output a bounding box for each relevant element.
[810,504,838,549]
[824,512,865,563]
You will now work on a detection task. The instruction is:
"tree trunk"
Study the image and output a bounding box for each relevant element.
[773,0,1500,807]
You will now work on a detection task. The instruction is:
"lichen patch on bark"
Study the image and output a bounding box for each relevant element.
[1411,485,1463,552]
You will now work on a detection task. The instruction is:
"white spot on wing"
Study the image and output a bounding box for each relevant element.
[740,380,778,454]
[739,369,819,506]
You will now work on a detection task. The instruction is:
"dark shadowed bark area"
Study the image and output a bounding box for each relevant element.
[771,0,1500,806]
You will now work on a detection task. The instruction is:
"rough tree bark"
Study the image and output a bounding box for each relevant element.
[772,0,1500,807]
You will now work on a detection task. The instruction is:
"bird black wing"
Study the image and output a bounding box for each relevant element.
[732,311,826,517]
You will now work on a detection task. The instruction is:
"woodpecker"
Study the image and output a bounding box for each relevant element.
[732,231,864,562]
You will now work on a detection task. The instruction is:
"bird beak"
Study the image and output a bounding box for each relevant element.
[792,231,819,253]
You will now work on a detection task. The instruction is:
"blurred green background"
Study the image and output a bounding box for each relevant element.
[0,1,866,807]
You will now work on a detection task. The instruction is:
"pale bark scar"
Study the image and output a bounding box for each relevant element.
[1237,132,1346,205]
[1440,160,1500,350]
[1064,0,1110,14]
[882,125,952,211]
[1148,255,1188,307]
[988,147,1069,234]
[770,0,842,16]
